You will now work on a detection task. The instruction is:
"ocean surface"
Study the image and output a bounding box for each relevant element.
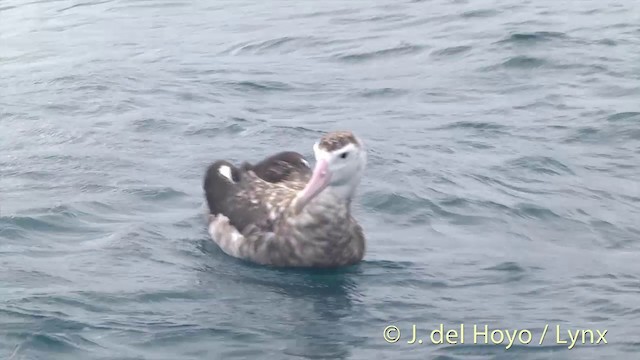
[1,0,639,359]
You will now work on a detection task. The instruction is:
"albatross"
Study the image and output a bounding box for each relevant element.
[203,131,367,268]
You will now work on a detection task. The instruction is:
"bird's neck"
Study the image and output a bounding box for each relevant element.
[325,181,358,202]
[302,187,352,220]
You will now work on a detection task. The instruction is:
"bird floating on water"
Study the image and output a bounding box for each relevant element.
[203,131,367,268]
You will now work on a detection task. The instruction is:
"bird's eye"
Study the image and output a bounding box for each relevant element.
[340,152,349,159]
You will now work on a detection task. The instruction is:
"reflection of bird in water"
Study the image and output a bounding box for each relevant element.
[203,131,368,268]
[193,252,362,360]
[280,271,361,359]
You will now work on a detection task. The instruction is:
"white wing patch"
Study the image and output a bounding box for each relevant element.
[218,165,234,182]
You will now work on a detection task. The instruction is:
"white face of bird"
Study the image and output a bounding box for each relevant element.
[293,134,366,214]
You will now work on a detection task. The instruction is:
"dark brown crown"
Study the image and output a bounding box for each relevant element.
[317,131,360,151]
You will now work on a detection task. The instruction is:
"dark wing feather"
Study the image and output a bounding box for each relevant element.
[203,159,298,235]
[243,151,311,186]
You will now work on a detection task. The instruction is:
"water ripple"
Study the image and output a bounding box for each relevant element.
[335,43,425,63]
[501,56,548,69]
[460,9,500,18]
[430,45,472,58]
[498,31,567,45]
[504,156,575,176]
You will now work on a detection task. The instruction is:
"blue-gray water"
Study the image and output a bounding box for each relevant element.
[1,0,639,359]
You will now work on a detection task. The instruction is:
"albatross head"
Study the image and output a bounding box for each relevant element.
[293,131,367,214]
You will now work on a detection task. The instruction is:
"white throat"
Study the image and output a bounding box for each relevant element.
[329,178,360,201]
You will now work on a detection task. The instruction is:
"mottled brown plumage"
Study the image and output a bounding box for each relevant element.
[317,131,360,152]
[203,131,367,268]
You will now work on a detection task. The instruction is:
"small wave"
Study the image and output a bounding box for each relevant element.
[0,201,128,243]
[132,290,208,303]
[330,13,410,25]
[175,91,215,103]
[288,8,360,20]
[183,123,246,137]
[498,31,566,45]
[607,112,640,122]
[438,197,511,213]
[123,187,187,201]
[564,118,640,143]
[361,191,437,215]
[563,126,601,143]
[268,125,323,137]
[436,121,508,132]
[430,45,472,58]
[483,261,526,273]
[360,259,415,271]
[361,13,410,23]
[468,174,550,195]
[131,118,178,133]
[457,139,495,150]
[598,38,617,46]
[512,203,561,220]
[357,88,409,98]
[435,197,514,225]
[362,190,500,226]
[358,261,448,288]
[501,56,547,69]
[108,0,187,11]
[2,214,85,234]
[461,9,500,18]
[8,332,102,356]
[36,202,113,218]
[14,333,80,353]
[335,43,424,63]
[57,0,113,14]
[228,80,294,93]
[223,36,325,56]
[505,156,575,176]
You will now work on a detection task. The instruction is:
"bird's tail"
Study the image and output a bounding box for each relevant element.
[203,160,240,215]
